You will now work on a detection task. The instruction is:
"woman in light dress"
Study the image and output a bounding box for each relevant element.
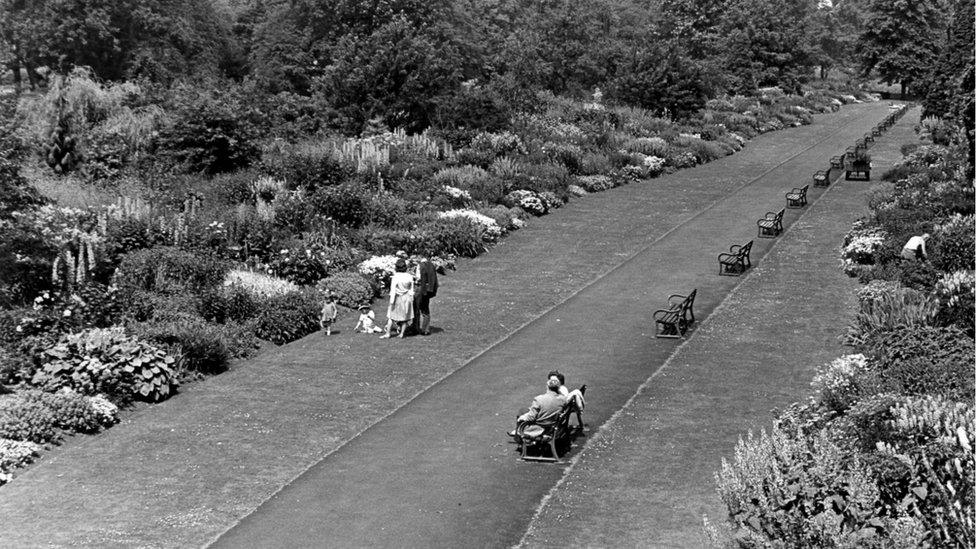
[381,258,414,338]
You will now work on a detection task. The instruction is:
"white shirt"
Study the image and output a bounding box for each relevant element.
[903,235,927,255]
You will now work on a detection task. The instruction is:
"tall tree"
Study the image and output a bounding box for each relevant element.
[857,0,948,96]
[714,0,814,93]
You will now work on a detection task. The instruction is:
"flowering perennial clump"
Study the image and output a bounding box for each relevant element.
[358,255,399,287]
[506,190,547,216]
[841,221,888,276]
[935,270,975,307]
[0,438,40,485]
[438,209,503,242]
[223,269,299,299]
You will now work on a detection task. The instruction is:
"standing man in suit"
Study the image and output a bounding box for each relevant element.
[413,254,438,336]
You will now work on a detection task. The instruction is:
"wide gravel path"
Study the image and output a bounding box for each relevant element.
[0,101,899,548]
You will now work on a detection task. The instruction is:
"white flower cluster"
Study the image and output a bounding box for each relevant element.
[728,133,746,145]
[841,222,887,274]
[643,155,666,174]
[678,133,702,140]
[358,255,399,285]
[438,209,504,242]
[812,354,870,395]
[936,270,975,307]
[88,394,119,426]
[576,175,614,193]
[223,269,299,299]
[0,437,41,484]
[440,185,472,201]
[567,184,587,197]
[506,190,547,216]
[934,213,974,236]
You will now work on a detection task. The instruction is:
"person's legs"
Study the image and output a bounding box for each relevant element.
[417,294,431,335]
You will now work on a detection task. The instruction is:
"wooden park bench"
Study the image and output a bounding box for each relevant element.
[871,126,882,137]
[855,138,867,150]
[517,394,585,462]
[863,132,874,145]
[830,156,844,170]
[718,240,753,275]
[653,289,697,338]
[757,208,784,238]
[786,184,809,208]
[813,169,830,187]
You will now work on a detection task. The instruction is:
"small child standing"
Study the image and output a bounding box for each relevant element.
[319,291,338,335]
[354,304,383,333]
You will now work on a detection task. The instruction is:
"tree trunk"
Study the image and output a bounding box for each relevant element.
[900,80,907,97]
[7,62,22,93]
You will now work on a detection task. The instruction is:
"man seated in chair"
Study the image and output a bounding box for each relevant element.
[508,375,568,439]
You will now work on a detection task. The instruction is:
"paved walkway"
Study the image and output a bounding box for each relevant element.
[0,101,897,548]
[518,106,920,548]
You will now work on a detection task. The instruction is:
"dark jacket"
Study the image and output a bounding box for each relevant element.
[417,260,438,297]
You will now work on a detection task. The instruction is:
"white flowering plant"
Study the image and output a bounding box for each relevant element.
[438,209,504,243]
[841,221,888,277]
[223,269,300,299]
[0,438,40,485]
[505,190,547,216]
[357,255,399,287]
[811,354,873,413]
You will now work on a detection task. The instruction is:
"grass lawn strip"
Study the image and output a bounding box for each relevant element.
[0,102,892,547]
[517,106,921,548]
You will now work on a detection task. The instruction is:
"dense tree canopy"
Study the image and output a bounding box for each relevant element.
[857,0,948,95]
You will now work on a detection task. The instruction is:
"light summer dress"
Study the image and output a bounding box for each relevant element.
[387,271,415,322]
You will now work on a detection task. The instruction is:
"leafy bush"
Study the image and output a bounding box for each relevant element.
[0,393,60,443]
[308,183,370,228]
[863,326,974,402]
[0,437,40,482]
[811,354,876,414]
[115,247,227,294]
[846,285,939,344]
[32,327,178,403]
[319,271,375,308]
[421,217,487,258]
[260,140,355,191]
[431,166,504,202]
[133,318,230,375]
[254,290,322,345]
[154,91,259,174]
[875,396,975,547]
[931,214,975,273]
[716,426,900,547]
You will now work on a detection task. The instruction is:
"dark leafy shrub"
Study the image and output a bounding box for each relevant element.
[32,327,178,404]
[261,141,355,191]
[0,158,45,218]
[543,143,586,174]
[0,346,35,386]
[430,84,512,147]
[133,318,230,375]
[931,215,975,273]
[115,247,228,294]
[217,320,260,359]
[198,287,257,324]
[319,271,375,308]
[422,217,486,258]
[0,394,60,443]
[365,192,420,228]
[271,194,314,234]
[254,290,322,345]
[863,326,974,402]
[154,92,260,175]
[839,393,902,453]
[309,183,369,228]
[101,216,157,275]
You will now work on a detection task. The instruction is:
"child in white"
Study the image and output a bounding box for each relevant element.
[354,305,383,333]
